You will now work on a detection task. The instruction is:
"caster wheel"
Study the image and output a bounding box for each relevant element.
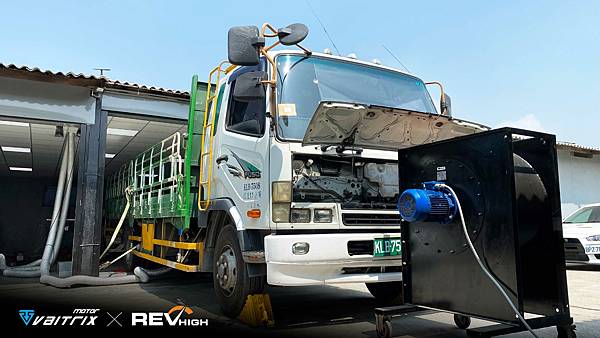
[454,314,471,329]
[376,319,392,338]
[557,324,576,338]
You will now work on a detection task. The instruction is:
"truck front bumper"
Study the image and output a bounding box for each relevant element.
[264,233,402,286]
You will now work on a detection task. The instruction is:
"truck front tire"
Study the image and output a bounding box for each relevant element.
[213,224,265,317]
[366,282,404,305]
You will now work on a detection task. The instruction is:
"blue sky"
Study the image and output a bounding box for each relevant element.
[1,1,599,146]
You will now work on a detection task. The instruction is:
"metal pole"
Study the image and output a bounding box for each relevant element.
[72,97,107,276]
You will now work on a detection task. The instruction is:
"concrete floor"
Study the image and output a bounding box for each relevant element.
[1,266,598,337]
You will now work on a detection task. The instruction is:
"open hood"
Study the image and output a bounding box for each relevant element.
[302,102,489,151]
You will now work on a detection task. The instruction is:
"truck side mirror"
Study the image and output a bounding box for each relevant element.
[442,93,452,117]
[228,26,263,66]
[233,71,267,102]
[277,23,309,46]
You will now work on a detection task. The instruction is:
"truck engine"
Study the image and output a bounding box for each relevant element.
[291,154,399,209]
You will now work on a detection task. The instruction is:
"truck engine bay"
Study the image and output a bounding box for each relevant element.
[291,154,399,209]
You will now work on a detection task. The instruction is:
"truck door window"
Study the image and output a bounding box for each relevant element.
[225,81,266,137]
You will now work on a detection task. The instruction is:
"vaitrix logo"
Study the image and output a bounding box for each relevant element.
[18,308,98,326]
[19,309,35,326]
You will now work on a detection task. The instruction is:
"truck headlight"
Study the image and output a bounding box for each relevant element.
[586,234,600,241]
[272,181,292,202]
[290,208,311,223]
[272,181,292,222]
[314,209,333,223]
[272,203,290,222]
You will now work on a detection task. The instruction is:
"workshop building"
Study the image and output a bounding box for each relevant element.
[556,142,600,216]
[0,63,192,273]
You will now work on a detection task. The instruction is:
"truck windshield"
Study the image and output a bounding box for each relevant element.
[276,54,437,140]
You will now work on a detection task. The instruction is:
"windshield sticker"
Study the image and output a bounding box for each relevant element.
[278,103,297,117]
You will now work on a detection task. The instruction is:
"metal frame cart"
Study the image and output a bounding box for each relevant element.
[375,128,575,338]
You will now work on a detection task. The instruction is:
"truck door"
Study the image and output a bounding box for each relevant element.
[215,68,270,230]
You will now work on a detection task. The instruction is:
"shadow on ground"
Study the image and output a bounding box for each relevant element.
[1,263,598,337]
[566,264,600,272]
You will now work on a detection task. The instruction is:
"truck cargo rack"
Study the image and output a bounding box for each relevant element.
[131,132,186,220]
[103,76,212,272]
[105,132,189,227]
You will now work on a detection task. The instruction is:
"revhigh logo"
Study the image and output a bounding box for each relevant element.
[18,308,99,326]
[132,305,208,327]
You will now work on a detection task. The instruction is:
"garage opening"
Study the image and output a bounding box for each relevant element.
[0,117,80,268]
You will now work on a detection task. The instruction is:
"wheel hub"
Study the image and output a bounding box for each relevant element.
[216,246,237,295]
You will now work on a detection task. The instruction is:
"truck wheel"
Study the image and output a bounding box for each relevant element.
[214,224,265,317]
[366,282,404,305]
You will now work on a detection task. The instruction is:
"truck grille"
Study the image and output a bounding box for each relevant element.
[564,238,588,261]
[342,213,401,226]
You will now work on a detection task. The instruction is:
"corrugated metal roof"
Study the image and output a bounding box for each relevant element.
[0,62,103,87]
[556,141,600,154]
[0,62,189,99]
[0,63,101,80]
[105,79,188,98]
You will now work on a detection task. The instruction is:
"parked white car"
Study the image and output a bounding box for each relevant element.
[563,203,600,264]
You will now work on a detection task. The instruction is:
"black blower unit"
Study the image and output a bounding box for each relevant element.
[375,128,574,338]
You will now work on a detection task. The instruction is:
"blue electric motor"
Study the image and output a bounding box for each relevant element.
[397,181,458,223]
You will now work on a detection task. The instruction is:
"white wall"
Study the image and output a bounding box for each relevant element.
[0,77,95,124]
[557,148,600,217]
[102,91,188,121]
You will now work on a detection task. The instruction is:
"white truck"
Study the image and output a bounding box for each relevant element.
[107,22,486,317]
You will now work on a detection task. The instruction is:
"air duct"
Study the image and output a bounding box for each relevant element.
[3,133,73,277]
[49,132,75,266]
